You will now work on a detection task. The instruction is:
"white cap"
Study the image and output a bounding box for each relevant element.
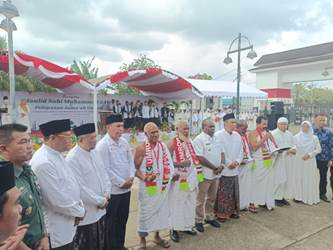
[277,117,288,124]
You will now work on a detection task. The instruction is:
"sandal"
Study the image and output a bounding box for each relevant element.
[153,239,170,248]
[249,206,258,213]
[217,217,227,223]
[138,247,147,250]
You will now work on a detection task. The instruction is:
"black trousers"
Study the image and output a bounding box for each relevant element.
[51,242,74,250]
[104,192,131,250]
[74,216,105,250]
[124,118,131,129]
[317,160,333,197]
[133,117,140,129]
[142,118,150,129]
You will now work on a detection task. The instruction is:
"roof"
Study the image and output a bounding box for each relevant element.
[252,41,333,71]
[186,78,267,98]
[94,68,203,100]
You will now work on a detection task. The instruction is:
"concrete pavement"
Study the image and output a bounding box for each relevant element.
[124,181,333,250]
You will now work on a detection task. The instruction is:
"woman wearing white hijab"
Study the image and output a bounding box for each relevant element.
[294,121,321,205]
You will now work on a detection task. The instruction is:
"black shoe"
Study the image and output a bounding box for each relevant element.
[282,199,290,206]
[275,200,284,207]
[205,219,221,228]
[170,230,180,242]
[320,196,331,203]
[195,223,204,232]
[230,214,240,219]
[293,199,302,203]
[183,229,197,236]
[122,248,129,250]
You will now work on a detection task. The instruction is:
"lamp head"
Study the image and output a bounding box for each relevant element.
[322,69,329,77]
[0,17,16,32]
[223,55,232,65]
[247,48,257,59]
[0,0,19,19]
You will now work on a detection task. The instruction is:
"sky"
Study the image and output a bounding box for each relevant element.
[2,0,333,86]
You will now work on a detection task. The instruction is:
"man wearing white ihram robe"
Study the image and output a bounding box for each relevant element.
[272,117,296,206]
[168,120,198,242]
[235,120,255,211]
[249,116,278,210]
[134,122,175,249]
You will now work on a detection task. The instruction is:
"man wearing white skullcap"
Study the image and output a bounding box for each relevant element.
[271,117,297,207]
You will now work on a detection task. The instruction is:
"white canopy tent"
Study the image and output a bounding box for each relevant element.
[186,78,268,98]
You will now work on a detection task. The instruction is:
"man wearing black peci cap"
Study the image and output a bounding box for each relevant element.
[66,123,111,250]
[0,123,49,249]
[96,114,135,250]
[0,161,29,250]
[215,113,243,222]
[31,119,85,250]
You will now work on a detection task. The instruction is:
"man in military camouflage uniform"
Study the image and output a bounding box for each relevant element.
[0,124,49,250]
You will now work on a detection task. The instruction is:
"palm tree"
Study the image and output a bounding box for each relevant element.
[0,36,7,50]
[70,57,99,80]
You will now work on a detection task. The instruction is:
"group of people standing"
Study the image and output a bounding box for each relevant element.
[104,99,174,129]
[0,115,134,250]
[0,111,331,250]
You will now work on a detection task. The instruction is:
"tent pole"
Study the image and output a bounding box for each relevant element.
[93,87,98,134]
[190,101,193,136]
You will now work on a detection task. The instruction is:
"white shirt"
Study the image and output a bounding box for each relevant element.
[272,129,295,148]
[192,113,198,123]
[66,145,111,225]
[95,134,135,195]
[150,107,160,118]
[215,130,243,176]
[31,145,85,248]
[193,132,223,180]
[1,103,11,124]
[142,105,150,118]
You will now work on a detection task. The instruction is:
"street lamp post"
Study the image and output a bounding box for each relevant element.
[223,33,257,119]
[0,0,19,123]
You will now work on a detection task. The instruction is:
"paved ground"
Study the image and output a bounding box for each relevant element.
[124,180,333,250]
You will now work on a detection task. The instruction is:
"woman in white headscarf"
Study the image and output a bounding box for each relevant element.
[294,121,321,205]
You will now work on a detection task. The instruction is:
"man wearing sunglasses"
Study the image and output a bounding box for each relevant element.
[0,123,49,250]
[31,119,85,250]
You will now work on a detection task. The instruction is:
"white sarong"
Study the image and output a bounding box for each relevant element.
[138,142,174,233]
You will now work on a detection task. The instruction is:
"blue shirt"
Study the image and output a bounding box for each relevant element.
[313,127,333,162]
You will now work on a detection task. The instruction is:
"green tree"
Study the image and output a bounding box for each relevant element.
[110,54,162,95]
[0,70,56,92]
[292,83,333,107]
[119,54,161,71]
[188,73,213,80]
[0,36,7,50]
[0,36,57,92]
[70,57,99,80]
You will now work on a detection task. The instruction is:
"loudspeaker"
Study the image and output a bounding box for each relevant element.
[271,101,284,115]
[267,113,285,130]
